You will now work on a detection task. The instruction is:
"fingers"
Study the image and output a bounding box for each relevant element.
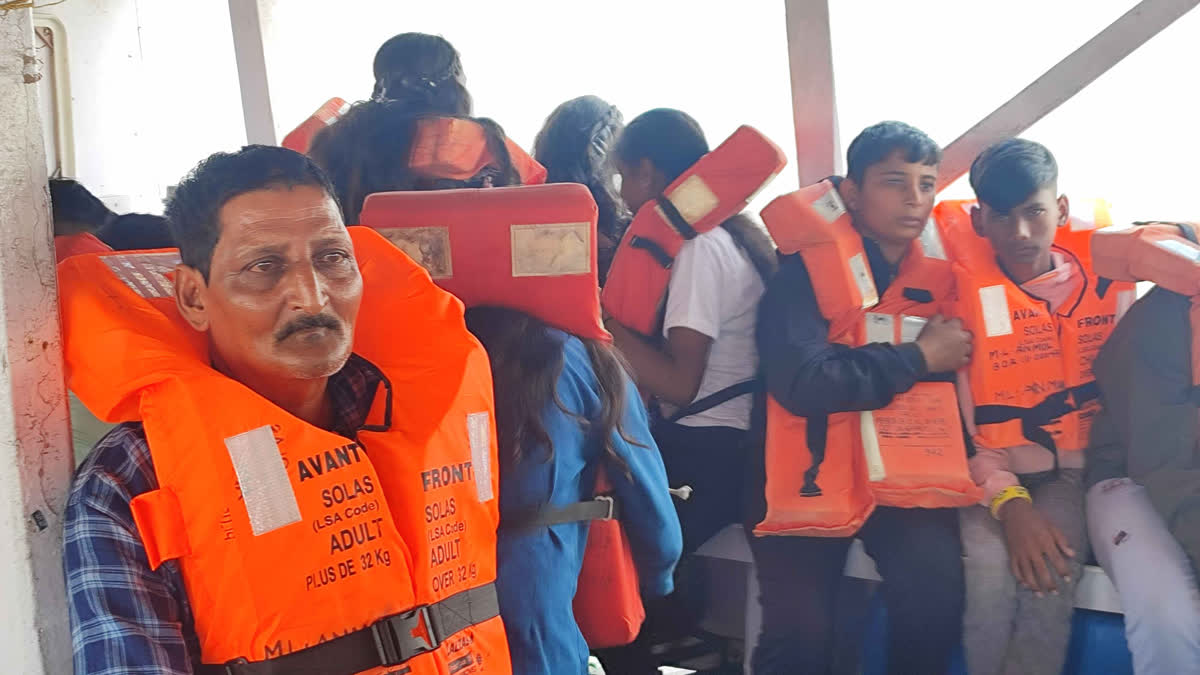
[1052,525,1077,564]
[1032,548,1057,596]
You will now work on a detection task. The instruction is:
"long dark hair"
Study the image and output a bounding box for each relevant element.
[614,108,778,281]
[372,32,471,116]
[465,306,636,476]
[534,96,631,283]
[309,100,520,223]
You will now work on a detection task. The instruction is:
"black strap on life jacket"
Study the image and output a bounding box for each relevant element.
[199,583,500,675]
[655,195,700,240]
[630,235,675,269]
[666,379,761,424]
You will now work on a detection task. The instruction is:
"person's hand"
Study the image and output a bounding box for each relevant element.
[914,315,972,373]
[1000,498,1076,596]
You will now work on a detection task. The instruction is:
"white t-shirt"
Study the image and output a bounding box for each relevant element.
[658,226,765,430]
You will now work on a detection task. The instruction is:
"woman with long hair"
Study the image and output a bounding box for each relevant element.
[466,306,681,675]
[371,32,472,115]
[601,108,778,673]
[533,96,631,285]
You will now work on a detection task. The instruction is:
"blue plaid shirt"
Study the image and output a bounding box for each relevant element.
[64,356,381,674]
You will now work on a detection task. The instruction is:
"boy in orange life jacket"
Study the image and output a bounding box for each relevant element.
[749,121,972,674]
[955,139,1089,675]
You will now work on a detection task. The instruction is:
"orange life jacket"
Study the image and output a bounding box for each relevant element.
[54,231,111,263]
[58,228,512,675]
[281,97,351,154]
[755,181,979,537]
[282,101,547,186]
[601,125,786,335]
[1092,220,1200,385]
[359,183,606,341]
[359,183,640,646]
[934,200,1136,455]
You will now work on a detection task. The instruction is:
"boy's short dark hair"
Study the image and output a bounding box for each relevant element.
[164,145,339,280]
[969,138,1058,213]
[49,179,115,235]
[846,121,941,184]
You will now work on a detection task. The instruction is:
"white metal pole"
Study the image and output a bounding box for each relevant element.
[784,0,842,187]
[228,0,277,145]
[0,7,75,674]
[938,0,1200,190]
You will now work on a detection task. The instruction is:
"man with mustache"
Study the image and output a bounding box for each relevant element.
[62,145,510,674]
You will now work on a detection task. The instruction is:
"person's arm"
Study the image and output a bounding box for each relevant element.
[757,255,930,417]
[65,458,197,674]
[607,322,711,408]
[606,374,683,597]
[1096,288,1200,566]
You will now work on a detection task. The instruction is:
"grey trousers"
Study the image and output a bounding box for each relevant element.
[960,469,1087,675]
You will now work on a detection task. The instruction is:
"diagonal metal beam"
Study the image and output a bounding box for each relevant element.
[937,0,1199,190]
[784,0,841,187]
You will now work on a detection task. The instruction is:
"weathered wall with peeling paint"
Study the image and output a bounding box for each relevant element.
[0,7,73,674]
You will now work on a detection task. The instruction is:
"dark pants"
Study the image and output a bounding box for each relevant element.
[597,421,748,674]
[748,506,965,675]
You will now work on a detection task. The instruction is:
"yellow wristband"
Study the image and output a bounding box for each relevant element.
[990,485,1032,519]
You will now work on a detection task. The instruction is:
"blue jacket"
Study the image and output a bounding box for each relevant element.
[495,333,682,675]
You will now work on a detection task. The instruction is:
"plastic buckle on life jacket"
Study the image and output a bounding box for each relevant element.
[371,605,439,666]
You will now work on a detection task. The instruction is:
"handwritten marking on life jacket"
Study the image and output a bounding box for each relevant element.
[510,222,591,277]
[378,226,453,279]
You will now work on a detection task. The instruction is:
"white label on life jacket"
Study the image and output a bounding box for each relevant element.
[860,411,887,482]
[745,169,783,207]
[1116,289,1135,323]
[377,227,453,279]
[979,285,1014,337]
[103,252,181,299]
[510,222,592,277]
[467,412,494,502]
[667,175,720,225]
[811,188,847,224]
[900,315,928,343]
[919,218,948,260]
[1153,238,1200,263]
[225,425,302,536]
[849,253,879,308]
[864,313,895,345]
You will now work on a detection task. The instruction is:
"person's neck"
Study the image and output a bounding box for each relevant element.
[1002,252,1054,286]
[213,358,334,430]
[876,240,909,266]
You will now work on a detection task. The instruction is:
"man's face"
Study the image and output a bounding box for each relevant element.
[177,185,362,386]
[972,186,1066,274]
[843,151,938,249]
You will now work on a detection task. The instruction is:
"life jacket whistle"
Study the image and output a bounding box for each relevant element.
[601,125,786,335]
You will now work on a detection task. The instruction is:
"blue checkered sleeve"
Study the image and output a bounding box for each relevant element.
[64,423,200,675]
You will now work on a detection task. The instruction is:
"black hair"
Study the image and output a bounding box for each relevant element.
[164,145,339,279]
[372,32,471,116]
[613,108,709,183]
[95,213,176,251]
[49,179,116,236]
[534,96,631,284]
[969,138,1059,213]
[464,306,636,478]
[309,100,520,224]
[846,121,941,184]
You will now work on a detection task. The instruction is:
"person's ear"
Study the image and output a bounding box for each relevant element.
[1057,194,1071,227]
[970,205,985,237]
[840,177,860,213]
[174,264,211,332]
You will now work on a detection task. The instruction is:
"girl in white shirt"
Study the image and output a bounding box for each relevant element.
[599,108,776,675]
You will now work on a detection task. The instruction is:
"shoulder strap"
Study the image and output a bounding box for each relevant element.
[667,379,761,423]
[502,496,618,533]
[197,584,500,675]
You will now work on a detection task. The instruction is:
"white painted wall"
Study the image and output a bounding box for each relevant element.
[42,0,246,213]
[0,9,73,673]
